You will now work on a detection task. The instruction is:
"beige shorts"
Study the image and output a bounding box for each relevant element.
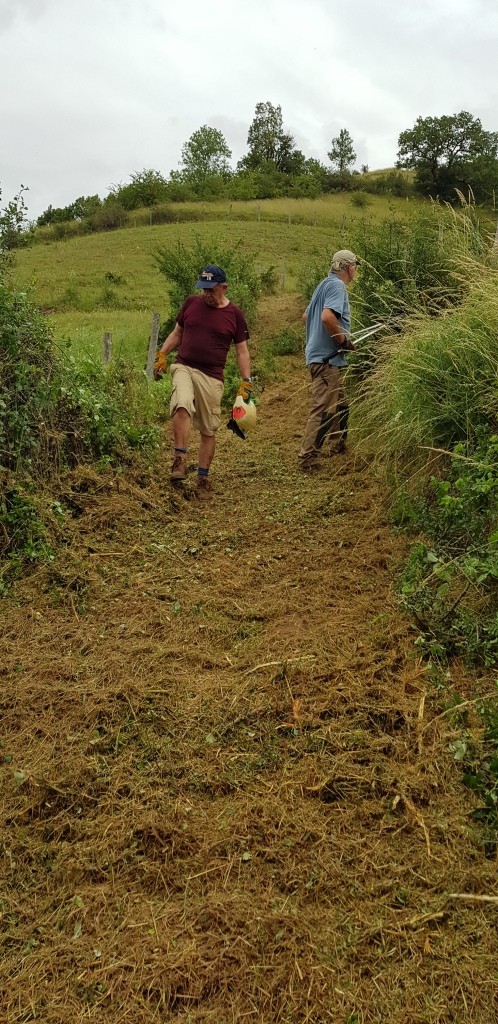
[170,363,224,437]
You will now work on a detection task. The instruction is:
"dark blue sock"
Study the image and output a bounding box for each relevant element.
[174,447,187,454]
[197,467,209,478]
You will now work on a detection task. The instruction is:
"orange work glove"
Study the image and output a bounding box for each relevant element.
[236,378,253,402]
[153,350,167,380]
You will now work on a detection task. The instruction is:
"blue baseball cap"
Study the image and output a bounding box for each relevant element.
[195,264,227,289]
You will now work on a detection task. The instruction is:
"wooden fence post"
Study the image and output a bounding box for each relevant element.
[493,221,498,252]
[102,332,112,365]
[146,312,161,379]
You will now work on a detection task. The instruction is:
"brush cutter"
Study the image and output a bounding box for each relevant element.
[227,395,257,440]
[349,322,386,348]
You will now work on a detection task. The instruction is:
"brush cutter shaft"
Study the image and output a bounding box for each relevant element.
[350,323,385,348]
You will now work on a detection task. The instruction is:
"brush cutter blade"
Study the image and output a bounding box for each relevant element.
[227,417,246,440]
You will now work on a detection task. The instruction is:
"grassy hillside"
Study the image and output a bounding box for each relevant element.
[13,194,425,365]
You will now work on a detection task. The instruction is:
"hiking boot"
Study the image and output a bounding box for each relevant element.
[170,454,187,480]
[299,458,321,473]
[328,441,347,456]
[195,476,212,500]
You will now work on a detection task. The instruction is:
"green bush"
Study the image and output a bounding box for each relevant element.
[57,356,162,462]
[0,273,167,584]
[350,203,486,326]
[0,486,52,590]
[397,434,498,666]
[268,326,304,356]
[349,191,371,208]
[86,202,128,232]
[155,236,265,336]
[300,203,487,331]
[0,282,58,471]
[0,185,33,252]
[259,265,279,295]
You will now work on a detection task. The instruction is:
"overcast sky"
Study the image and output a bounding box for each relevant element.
[1,0,497,220]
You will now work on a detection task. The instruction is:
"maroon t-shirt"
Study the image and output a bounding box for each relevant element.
[175,295,250,382]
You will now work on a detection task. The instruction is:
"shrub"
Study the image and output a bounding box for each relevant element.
[268,326,304,356]
[349,191,371,208]
[397,433,498,666]
[155,236,264,335]
[0,282,58,471]
[0,268,168,587]
[87,202,128,232]
[259,265,279,295]
[0,486,52,590]
[350,203,486,326]
[56,357,162,463]
[300,202,488,336]
[0,185,33,252]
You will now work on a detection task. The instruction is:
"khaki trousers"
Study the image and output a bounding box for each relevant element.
[299,363,346,463]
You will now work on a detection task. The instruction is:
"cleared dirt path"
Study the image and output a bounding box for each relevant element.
[1,356,497,1023]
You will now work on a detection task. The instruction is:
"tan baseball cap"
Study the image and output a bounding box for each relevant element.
[330,250,359,270]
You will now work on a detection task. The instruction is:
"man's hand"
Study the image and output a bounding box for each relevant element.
[338,337,355,352]
[153,350,167,380]
[237,379,253,402]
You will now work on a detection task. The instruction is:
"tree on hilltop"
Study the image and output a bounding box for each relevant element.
[397,111,498,200]
[37,195,102,226]
[328,129,356,177]
[240,101,296,173]
[180,126,232,189]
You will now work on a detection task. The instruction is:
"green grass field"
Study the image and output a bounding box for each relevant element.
[14,193,425,363]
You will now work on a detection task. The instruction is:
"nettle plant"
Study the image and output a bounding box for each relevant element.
[0,282,58,471]
[399,433,498,667]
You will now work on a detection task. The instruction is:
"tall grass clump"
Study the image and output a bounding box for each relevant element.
[351,264,498,466]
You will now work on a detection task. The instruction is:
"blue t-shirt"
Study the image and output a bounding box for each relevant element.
[304,273,351,368]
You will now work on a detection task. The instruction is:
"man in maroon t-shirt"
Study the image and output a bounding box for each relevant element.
[154,265,252,498]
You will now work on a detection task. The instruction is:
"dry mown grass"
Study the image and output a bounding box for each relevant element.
[1,355,498,1023]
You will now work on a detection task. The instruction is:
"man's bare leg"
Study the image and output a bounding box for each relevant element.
[170,408,191,480]
[172,407,191,449]
[198,433,216,471]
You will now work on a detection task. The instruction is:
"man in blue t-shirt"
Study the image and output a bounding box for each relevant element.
[298,249,359,472]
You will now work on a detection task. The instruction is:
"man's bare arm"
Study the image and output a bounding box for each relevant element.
[321,307,352,348]
[235,341,251,380]
[160,322,183,355]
